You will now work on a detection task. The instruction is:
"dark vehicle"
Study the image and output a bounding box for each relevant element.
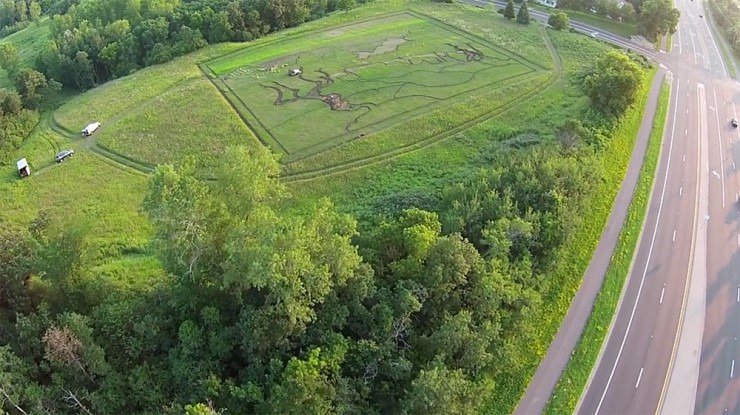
[732,118,738,128]
[55,149,75,163]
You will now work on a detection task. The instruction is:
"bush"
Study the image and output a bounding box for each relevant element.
[548,11,569,30]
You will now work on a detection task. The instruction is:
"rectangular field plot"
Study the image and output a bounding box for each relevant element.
[206,12,544,159]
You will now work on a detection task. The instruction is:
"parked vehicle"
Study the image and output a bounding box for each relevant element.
[16,158,29,178]
[55,149,75,163]
[732,118,738,128]
[82,121,100,137]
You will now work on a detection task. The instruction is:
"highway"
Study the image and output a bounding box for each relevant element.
[575,0,740,413]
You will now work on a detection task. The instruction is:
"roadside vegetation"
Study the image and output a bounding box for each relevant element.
[0,0,658,413]
[545,75,669,415]
[708,0,740,66]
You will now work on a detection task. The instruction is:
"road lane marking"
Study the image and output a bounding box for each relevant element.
[680,186,683,196]
[686,129,688,135]
[683,154,686,162]
[736,286,739,301]
[712,89,726,207]
[660,287,666,304]
[733,162,736,171]
[673,230,677,242]
[732,360,735,379]
[698,8,728,76]
[689,29,698,64]
[713,170,720,179]
[593,81,681,415]
[636,367,644,388]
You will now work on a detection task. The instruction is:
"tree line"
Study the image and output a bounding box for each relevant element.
[708,0,740,55]
[0,43,57,162]
[35,0,364,90]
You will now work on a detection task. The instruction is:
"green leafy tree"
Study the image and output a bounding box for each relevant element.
[516,0,530,24]
[338,0,356,12]
[583,51,643,116]
[503,0,515,20]
[15,69,50,109]
[548,10,569,30]
[0,43,19,82]
[29,1,41,22]
[639,0,680,41]
[400,363,487,415]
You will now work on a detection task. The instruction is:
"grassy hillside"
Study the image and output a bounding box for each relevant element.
[0,18,51,89]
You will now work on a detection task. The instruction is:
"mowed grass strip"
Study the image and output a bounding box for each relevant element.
[544,76,670,415]
[98,77,261,170]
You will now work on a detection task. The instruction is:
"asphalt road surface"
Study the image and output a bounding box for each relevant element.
[575,0,740,413]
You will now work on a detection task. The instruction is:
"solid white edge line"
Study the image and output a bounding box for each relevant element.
[712,89,726,207]
[593,80,681,415]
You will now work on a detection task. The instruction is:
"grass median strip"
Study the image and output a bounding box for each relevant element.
[543,77,671,414]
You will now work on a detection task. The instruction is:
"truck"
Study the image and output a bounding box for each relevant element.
[82,121,101,137]
[17,158,29,178]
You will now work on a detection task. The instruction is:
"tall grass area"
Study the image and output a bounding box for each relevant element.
[0,18,51,89]
[98,78,261,170]
[543,76,669,415]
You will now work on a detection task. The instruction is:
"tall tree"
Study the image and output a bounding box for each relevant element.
[583,51,643,116]
[639,0,680,41]
[516,0,530,24]
[548,10,569,30]
[503,0,515,20]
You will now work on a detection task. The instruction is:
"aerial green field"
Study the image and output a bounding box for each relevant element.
[0,1,657,412]
[206,11,545,160]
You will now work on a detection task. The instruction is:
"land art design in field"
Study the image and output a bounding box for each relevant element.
[206,12,545,160]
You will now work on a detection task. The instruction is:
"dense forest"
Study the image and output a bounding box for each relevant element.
[0,140,599,413]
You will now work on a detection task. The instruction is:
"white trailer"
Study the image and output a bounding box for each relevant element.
[82,121,101,137]
[17,158,29,178]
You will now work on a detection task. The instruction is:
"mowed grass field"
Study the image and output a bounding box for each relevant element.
[206,11,545,160]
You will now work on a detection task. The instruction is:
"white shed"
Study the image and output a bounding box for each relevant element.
[17,158,29,177]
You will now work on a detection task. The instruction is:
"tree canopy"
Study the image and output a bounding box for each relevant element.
[516,0,530,24]
[582,51,643,116]
[548,10,569,30]
[638,0,680,41]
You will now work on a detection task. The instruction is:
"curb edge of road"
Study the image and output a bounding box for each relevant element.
[574,68,669,414]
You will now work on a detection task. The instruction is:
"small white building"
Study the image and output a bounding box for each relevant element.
[17,158,29,178]
[288,68,302,76]
[538,0,557,7]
